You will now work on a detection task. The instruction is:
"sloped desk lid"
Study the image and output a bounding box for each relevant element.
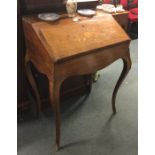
[32,15,130,62]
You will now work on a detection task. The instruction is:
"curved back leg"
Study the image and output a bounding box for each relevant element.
[25,61,42,117]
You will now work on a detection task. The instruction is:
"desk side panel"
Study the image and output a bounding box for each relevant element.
[23,18,54,78]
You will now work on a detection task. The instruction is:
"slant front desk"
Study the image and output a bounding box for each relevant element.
[23,14,132,150]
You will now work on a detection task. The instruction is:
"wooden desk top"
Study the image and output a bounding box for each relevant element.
[23,13,130,63]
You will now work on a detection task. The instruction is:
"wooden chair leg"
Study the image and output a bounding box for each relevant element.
[49,80,61,151]
[112,56,132,114]
[25,61,42,117]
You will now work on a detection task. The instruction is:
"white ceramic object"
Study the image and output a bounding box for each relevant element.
[77,9,96,16]
[102,4,115,9]
[96,5,104,10]
[66,0,77,17]
[38,13,60,21]
[96,4,124,13]
[102,4,115,13]
[115,4,124,12]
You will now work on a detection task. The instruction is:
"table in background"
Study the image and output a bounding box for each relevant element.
[96,10,129,31]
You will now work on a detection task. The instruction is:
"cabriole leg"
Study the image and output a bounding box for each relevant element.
[112,56,132,114]
[49,80,61,151]
[25,61,42,117]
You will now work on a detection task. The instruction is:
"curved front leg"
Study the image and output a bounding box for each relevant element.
[25,61,42,117]
[49,79,61,151]
[112,56,132,114]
